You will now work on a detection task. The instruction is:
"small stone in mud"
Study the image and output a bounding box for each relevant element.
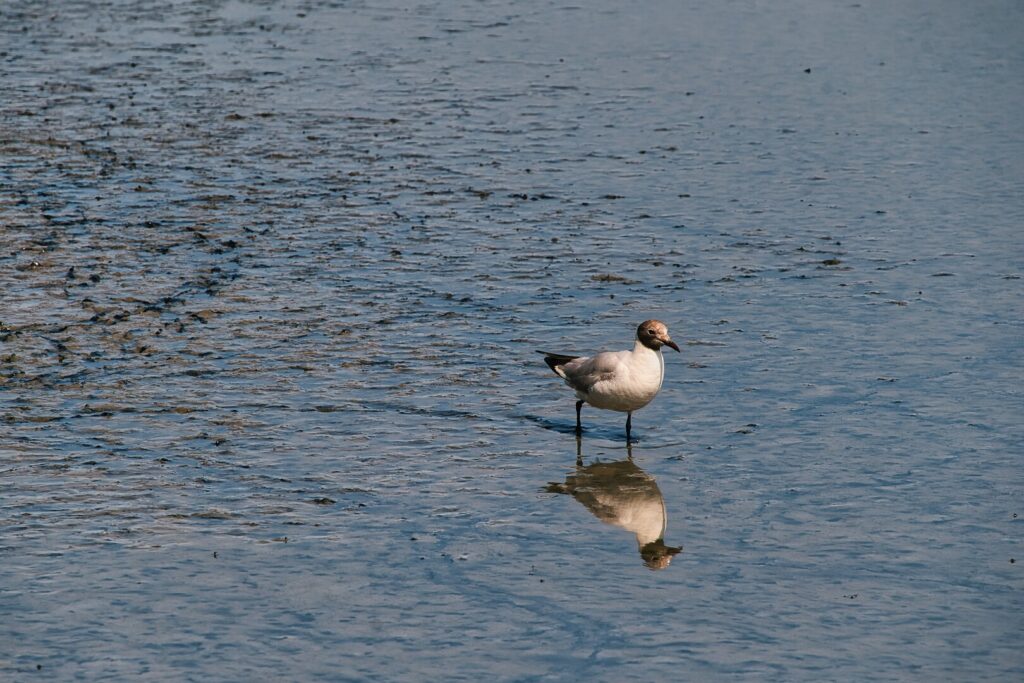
[311,497,336,505]
[821,258,842,266]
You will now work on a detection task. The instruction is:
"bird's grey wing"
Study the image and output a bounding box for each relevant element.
[560,351,626,392]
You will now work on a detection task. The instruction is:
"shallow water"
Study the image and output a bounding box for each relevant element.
[1,0,1022,680]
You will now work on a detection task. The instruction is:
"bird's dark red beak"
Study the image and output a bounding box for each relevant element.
[664,339,680,352]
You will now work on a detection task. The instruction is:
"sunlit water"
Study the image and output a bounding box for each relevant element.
[2,0,1022,680]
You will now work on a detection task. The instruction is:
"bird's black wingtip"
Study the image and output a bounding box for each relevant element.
[538,351,578,374]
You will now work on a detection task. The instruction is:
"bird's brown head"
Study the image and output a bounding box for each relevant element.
[636,319,680,352]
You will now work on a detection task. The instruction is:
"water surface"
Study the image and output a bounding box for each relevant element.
[1,0,1022,680]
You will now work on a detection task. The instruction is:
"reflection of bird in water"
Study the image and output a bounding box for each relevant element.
[547,439,682,570]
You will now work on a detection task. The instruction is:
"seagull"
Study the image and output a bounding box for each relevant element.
[539,320,680,439]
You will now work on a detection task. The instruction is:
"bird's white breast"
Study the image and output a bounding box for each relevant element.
[580,344,665,412]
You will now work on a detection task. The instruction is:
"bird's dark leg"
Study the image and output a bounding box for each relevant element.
[575,433,583,466]
[625,412,632,440]
[575,400,584,434]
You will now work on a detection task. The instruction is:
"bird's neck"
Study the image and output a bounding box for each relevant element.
[633,339,661,357]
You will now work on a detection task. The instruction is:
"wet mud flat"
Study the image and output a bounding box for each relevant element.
[2,0,1022,680]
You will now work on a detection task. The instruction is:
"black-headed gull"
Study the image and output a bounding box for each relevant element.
[539,320,680,438]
